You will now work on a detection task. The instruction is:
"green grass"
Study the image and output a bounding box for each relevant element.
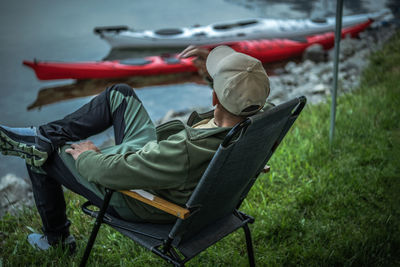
[1,31,400,266]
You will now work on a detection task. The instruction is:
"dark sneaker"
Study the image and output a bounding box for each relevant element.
[27,233,76,253]
[0,125,53,167]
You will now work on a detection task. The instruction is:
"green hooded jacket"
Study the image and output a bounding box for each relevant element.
[59,111,230,223]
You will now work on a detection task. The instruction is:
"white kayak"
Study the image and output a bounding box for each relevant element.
[94,9,390,49]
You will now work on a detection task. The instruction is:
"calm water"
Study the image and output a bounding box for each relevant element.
[0,0,393,179]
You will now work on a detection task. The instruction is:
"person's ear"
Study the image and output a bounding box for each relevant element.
[212,91,219,106]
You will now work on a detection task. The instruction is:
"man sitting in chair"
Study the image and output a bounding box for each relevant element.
[0,45,270,252]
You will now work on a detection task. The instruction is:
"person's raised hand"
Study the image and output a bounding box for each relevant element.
[178,45,211,81]
[65,140,100,160]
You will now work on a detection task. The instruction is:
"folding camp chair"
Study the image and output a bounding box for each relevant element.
[79,96,306,267]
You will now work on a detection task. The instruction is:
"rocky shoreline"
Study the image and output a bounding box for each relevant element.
[267,21,397,105]
[0,20,398,218]
[0,174,34,217]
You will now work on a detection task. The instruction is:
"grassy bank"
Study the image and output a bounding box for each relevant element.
[1,32,400,266]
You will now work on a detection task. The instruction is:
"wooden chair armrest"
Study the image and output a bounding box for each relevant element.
[119,166,270,219]
[119,189,190,220]
[262,165,271,173]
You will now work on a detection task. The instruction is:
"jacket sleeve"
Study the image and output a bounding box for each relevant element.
[75,135,189,190]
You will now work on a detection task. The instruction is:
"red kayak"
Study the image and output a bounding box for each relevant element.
[228,19,372,63]
[23,56,198,80]
[23,20,372,81]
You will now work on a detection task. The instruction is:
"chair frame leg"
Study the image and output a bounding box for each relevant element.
[243,224,255,267]
[80,189,114,267]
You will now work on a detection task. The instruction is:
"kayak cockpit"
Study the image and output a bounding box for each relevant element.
[213,19,259,30]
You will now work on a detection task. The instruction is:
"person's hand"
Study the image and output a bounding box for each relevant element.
[65,140,101,160]
[178,45,211,80]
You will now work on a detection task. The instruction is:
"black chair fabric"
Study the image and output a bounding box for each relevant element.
[169,97,305,243]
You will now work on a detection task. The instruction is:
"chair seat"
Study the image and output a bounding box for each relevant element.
[102,214,174,250]
[102,210,252,263]
[176,212,252,261]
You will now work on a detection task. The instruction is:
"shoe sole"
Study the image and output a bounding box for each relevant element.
[0,131,48,167]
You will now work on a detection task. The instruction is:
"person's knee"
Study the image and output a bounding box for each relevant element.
[107,84,139,100]
[107,83,142,112]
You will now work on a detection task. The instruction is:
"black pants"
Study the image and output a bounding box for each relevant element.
[27,84,152,243]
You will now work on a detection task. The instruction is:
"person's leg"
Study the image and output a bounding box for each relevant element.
[104,83,156,146]
[0,83,156,166]
[25,155,122,252]
[26,165,77,252]
[27,166,69,236]
[26,140,149,250]
[23,84,156,250]
[40,83,156,147]
[40,154,122,216]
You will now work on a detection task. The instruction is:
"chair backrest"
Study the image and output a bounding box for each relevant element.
[170,96,306,243]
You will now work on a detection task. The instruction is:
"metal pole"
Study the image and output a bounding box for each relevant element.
[329,0,344,144]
